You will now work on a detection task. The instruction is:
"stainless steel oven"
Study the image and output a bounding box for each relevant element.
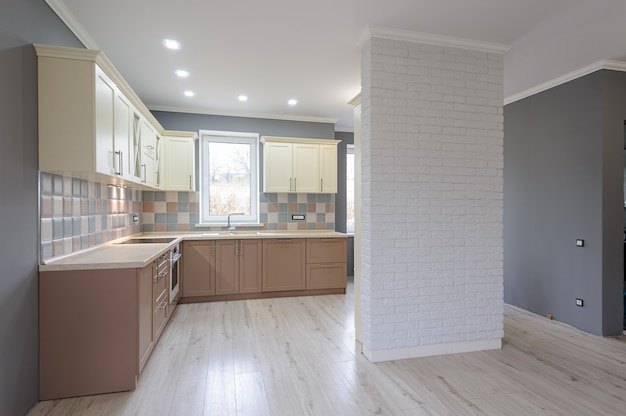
[169,243,181,304]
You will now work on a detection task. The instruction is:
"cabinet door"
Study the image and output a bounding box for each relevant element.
[215,240,239,295]
[182,241,215,297]
[263,142,292,192]
[319,144,337,193]
[292,143,318,193]
[114,92,131,179]
[95,66,116,176]
[239,239,263,293]
[137,263,153,372]
[141,121,158,186]
[163,136,195,191]
[263,239,305,292]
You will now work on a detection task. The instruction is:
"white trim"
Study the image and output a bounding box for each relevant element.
[334,126,354,133]
[362,338,502,363]
[504,59,626,105]
[358,25,510,54]
[147,104,337,125]
[45,0,99,49]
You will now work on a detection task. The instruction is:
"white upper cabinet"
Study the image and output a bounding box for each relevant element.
[260,136,340,193]
[94,66,116,176]
[162,133,197,191]
[35,44,195,189]
[319,144,338,193]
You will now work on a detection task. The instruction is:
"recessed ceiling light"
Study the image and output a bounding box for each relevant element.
[183,90,195,97]
[162,39,181,50]
[288,99,298,106]
[238,95,248,102]
[175,69,190,78]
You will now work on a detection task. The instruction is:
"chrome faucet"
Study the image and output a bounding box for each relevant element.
[227,212,244,232]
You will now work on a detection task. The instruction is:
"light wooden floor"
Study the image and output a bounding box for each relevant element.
[29,281,626,416]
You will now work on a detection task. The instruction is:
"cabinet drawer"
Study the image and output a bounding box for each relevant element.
[306,263,347,290]
[306,238,346,263]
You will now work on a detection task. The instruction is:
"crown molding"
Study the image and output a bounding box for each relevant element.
[45,0,99,49]
[146,104,338,125]
[504,59,626,105]
[357,25,510,54]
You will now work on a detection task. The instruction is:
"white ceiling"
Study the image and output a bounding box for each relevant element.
[48,0,626,131]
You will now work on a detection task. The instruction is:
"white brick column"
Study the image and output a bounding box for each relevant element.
[359,32,505,362]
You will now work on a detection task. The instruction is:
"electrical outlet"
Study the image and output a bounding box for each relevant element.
[291,214,305,221]
[575,298,584,307]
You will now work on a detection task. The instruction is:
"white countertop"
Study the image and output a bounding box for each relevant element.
[40,230,347,271]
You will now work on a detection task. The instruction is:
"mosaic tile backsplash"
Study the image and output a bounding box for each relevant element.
[142,191,335,231]
[40,173,336,260]
[40,173,142,260]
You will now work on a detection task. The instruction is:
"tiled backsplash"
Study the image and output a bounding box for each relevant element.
[40,173,141,259]
[141,191,335,231]
[40,173,336,260]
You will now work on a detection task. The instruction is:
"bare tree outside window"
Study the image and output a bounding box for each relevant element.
[199,130,259,224]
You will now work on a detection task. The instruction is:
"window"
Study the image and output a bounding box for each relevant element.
[346,144,355,234]
[199,130,259,225]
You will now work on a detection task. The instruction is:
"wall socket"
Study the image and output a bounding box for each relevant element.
[575,298,584,307]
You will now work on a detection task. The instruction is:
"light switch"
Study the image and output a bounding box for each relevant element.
[576,239,584,247]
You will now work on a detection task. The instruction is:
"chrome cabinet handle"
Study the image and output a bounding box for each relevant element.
[293,177,297,191]
[320,178,323,192]
[240,240,244,256]
[114,150,123,176]
[289,178,293,192]
[141,164,147,183]
[159,301,167,310]
[278,239,293,243]
[189,174,192,190]
[235,240,239,256]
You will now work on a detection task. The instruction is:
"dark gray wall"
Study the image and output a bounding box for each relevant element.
[504,70,626,336]
[0,1,82,415]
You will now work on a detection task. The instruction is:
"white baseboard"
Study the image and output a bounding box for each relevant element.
[362,338,502,363]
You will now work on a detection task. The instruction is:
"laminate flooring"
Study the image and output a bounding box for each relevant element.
[28,281,626,416]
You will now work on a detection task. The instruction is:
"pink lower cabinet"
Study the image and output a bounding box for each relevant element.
[39,262,161,400]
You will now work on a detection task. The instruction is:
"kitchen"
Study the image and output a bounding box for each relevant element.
[4,1,626,415]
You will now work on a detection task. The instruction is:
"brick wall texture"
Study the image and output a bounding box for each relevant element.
[360,36,504,353]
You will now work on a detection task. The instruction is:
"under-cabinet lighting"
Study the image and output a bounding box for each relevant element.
[162,39,181,50]
[183,90,196,97]
[288,99,298,106]
[107,184,128,189]
[175,69,190,78]
[238,95,248,102]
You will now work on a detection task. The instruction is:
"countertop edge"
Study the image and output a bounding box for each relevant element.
[39,231,349,272]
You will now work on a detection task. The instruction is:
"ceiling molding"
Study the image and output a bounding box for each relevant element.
[45,0,99,49]
[146,104,338,125]
[357,25,511,54]
[504,59,626,105]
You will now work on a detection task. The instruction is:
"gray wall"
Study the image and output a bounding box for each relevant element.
[0,1,82,415]
[504,70,625,336]
[334,131,354,234]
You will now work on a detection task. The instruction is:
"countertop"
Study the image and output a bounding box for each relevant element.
[39,230,348,271]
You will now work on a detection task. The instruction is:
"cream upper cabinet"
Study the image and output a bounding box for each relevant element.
[140,121,159,187]
[292,143,319,193]
[162,133,197,191]
[261,136,340,193]
[94,66,116,176]
[113,91,133,180]
[35,44,195,189]
[319,144,337,193]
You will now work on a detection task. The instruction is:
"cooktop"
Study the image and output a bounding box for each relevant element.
[118,238,177,244]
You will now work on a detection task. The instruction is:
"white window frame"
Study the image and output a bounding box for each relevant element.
[198,130,259,225]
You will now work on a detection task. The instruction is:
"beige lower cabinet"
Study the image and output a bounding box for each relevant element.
[39,258,174,400]
[262,238,306,291]
[181,240,216,296]
[306,238,347,289]
[239,239,263,293]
